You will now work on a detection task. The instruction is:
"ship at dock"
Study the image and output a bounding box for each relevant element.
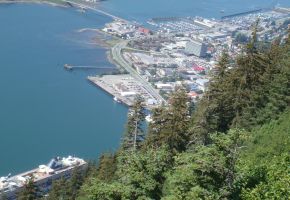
[0,156,87,200]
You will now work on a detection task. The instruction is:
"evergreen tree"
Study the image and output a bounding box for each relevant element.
[83,160,98,180]
[235,110,290,199]
[189,21,288,137]
[68,169,84,199]
[96,153,117,182]
[163,129,247,199]
[17,176,40,200]
[0,193,7,200]
[80,146,172,200]
[190,50,233,145]
[145,106,168,149]
[47,177,70,200]
[122,95,146,151]
[147,87,190,152]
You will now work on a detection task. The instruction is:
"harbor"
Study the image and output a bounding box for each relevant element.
[1,0,290,185]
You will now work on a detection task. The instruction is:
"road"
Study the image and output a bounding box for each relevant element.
[111,41,166,104]
[62,0,165,104]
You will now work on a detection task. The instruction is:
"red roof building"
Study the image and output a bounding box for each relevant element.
[138,27,151,35]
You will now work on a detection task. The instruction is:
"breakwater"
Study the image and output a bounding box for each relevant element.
[221,9,263,19]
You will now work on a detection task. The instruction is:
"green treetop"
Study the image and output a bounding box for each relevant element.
[122,95,146,151]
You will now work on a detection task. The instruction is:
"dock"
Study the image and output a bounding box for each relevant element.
[88,74,160,109]
[64,64,114,70]
[88,75,133,106]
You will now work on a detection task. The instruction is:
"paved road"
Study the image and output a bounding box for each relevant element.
[62,0,165,104]
[111,41,166,104]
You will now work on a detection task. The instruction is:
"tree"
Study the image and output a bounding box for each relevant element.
[189,20,288,137]
[147,87,190,152]
[47,169,85,200]
[68,169,84,199]
[47,177,69,200]
[234,33,249,44]
[162,129,247,199]
[17,176,40,200]
[0,193,7,200]
[235,110,290,199]
[241,153,290,200]
[80,146,172,200]
[122,95,146,151]
[216,50,230,79]
[190,50,233,145]
[96,153,117,182]
[80,178,127,200]
[116,146,172,199]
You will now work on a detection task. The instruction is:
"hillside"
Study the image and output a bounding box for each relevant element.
[74,29,290,200]
[17,28,290,200]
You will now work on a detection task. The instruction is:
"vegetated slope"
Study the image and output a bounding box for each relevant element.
[43,29,290,200]
[161,110,290,200]
[237,110,290,200]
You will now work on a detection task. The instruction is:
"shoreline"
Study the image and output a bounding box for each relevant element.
[0,0,140,106]
[0,0,68,7]
[87,75,132,107]
[0,0,102,8]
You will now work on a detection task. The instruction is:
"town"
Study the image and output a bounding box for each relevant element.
[88,6,290,108]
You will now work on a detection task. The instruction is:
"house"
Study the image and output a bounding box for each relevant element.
[158,68,174,77]
[188,91,199,100]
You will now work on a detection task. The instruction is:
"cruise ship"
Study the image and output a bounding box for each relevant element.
[0,156,87,200]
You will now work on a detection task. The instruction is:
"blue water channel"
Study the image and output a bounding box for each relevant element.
[100,0,290,23]
[1,0,290,176]
[0,3,128,176]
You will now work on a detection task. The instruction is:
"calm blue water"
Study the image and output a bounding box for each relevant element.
[1,0,290,176]
[0,4,128,176]
[100,0,290,23]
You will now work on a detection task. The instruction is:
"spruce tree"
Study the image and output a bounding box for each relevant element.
[145,106,168,149]
[147,87,190,152]
[68,169,84,199]
[47,177,69,200]
[190,50,233,145]
[0,193,7,200]
[96,153,117,182]
[122,95,146,151]
[17,176,40,200]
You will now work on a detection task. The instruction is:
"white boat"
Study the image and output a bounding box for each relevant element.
[145,115,153,123]
[113,96,121,103]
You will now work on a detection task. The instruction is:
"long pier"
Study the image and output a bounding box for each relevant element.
[63,0,128,22]
[64,64,114,70]
[221,9,263,19]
